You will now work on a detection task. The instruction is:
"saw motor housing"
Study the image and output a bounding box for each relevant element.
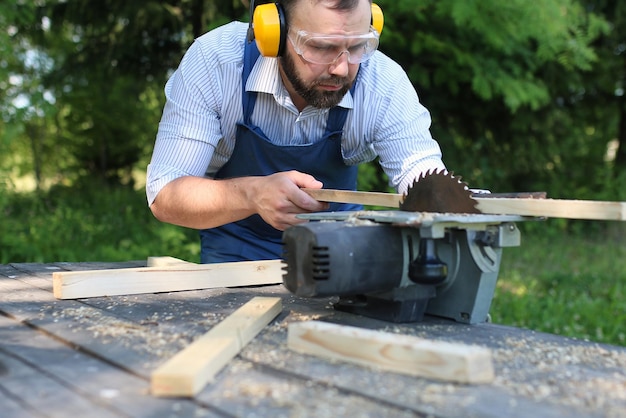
[282,212,525,324]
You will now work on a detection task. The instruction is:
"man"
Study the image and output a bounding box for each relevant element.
[146,0,446,263]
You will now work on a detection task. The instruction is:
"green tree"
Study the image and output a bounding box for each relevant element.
[576,0,626,195]
[377,0,611,197]
[0,2,42,190]
[0,0,247,184]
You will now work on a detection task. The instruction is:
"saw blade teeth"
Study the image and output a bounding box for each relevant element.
[447,170,470,189]
[400,169,479,214]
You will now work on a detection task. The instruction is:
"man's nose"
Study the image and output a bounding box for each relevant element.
[328,51,350,77]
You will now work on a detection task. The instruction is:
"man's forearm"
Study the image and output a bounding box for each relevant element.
[149,171,330,231]
[149,176,255,229]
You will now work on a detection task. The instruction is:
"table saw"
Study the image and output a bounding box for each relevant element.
[283,210,534,324]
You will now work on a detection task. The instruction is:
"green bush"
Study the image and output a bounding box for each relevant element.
[0,182,199,264]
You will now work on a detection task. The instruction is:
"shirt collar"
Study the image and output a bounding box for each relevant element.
[245,55,354,110]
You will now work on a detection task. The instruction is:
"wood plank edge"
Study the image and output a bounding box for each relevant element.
[150,297,282,397]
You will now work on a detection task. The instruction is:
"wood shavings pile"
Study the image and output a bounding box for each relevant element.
[493,336,626,413]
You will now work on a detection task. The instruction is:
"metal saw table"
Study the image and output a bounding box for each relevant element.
[1,261,625,418]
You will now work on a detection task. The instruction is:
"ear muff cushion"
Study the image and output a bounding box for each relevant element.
[253,3,287,57]
[371,3,384,34]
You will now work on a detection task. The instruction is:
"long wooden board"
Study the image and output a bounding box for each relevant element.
[288,321,494,384]
[146,256,194,267]
[475,197,626,220]
[151,296,282,397]
[53,259,283,299]
[303,188,626,221]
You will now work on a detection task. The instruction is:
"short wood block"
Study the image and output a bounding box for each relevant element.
[288,320,494,384]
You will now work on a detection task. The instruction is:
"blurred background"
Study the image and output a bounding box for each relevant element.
[1,0,624,345]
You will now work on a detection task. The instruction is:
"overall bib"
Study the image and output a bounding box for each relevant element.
[200,41,360,263]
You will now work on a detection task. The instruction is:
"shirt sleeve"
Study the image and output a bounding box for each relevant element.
[355,55,446,194]
[146,38,225,206]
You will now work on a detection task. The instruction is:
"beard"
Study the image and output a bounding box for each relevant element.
[280,51,352,109]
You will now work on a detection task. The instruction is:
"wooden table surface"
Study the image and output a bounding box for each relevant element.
[1,261,625,418]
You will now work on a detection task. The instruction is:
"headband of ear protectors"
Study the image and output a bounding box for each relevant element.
[248,1,385,58]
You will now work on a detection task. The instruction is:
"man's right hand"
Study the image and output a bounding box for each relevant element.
[149,170,329,231]
[248,170,329,231]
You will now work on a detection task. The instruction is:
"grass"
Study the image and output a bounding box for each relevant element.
[492,222,626,346]
[2,184,625,347]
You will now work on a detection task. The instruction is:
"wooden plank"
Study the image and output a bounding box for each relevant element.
[0,276,171,378]
[303,188,402,208]
[52,259,283,299]
[475,197,626,221]
[0,315,214,417]
[303,188,626,221]
[0,276,231,416]
[0,351,121,418]
[146,256,194,267]
[151,296,282,397]
[287,321,494,384]
[0,387,38,418]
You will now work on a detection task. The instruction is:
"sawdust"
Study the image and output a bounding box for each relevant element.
[491,337,626,412]
[258,316,626,415]
[383,329,626,414]
[38,296,626,416]
[343,213,380,226]
[217,360,419,418]
[283,311,325,323]
[48,304,227,361]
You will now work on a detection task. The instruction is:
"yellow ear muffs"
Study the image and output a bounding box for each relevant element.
[371,3,384,35]
[251,2,384,57]
[252,2,287,57]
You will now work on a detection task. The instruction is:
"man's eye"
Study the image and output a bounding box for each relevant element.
[309,43,336,52]
[348,43,367,54]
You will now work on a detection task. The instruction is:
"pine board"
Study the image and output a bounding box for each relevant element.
[303,188,626,220]
[151,297,282,397]
[53,259,283,299]
[288,320,494,384]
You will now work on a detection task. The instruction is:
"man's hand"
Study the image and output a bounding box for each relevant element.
[150,171,329,230]
[249,171,329,230]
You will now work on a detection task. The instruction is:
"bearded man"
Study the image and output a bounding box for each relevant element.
[146,0,446,263]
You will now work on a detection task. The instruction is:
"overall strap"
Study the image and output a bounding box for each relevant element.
[242,40,261,124]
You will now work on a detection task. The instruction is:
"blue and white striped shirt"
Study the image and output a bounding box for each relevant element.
[146,21,445,205]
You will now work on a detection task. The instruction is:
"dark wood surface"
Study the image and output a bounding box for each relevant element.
[1,261,625,418]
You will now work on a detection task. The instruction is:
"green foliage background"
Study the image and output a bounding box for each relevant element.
[1,0,625,346]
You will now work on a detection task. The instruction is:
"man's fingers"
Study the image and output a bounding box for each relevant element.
[290,188,329,212]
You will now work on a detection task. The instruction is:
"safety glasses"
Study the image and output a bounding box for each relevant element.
[288,27,380,65]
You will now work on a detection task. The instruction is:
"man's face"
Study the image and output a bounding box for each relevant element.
[280,45,352,109]
[279,0,373,109]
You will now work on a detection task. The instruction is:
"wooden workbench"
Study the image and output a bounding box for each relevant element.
[1,261,625,418]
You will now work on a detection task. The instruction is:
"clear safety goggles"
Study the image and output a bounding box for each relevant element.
[288,27,380,65]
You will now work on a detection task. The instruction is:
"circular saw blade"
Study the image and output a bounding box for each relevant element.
[400,170,480,213]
